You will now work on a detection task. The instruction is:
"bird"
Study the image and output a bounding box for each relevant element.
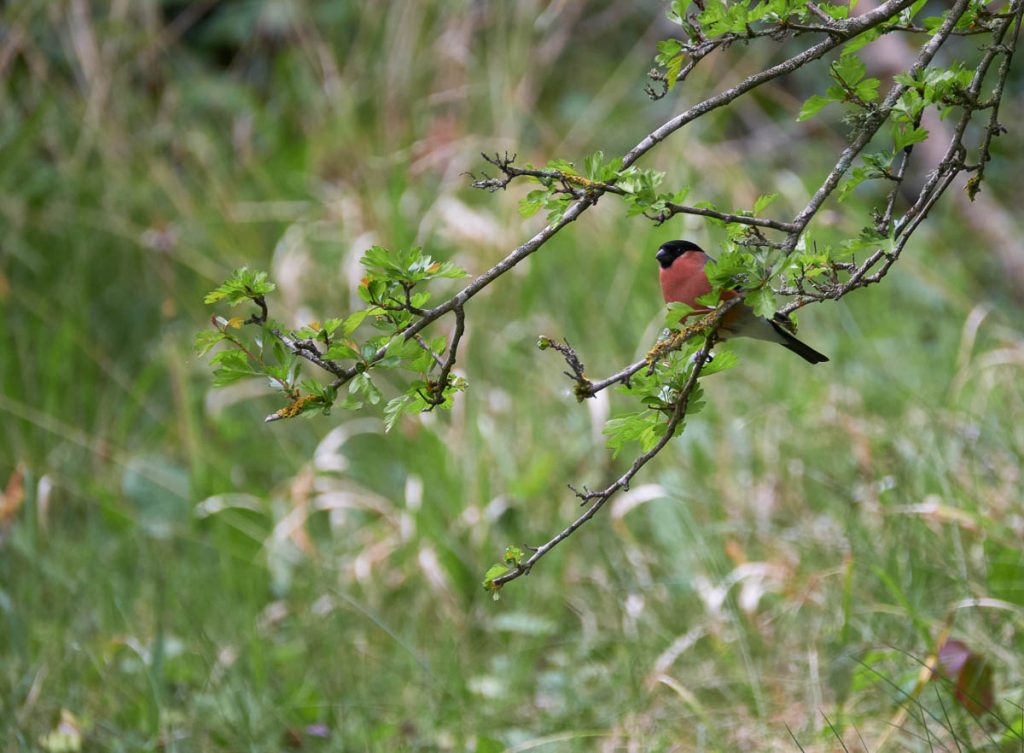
[655,239,829,364]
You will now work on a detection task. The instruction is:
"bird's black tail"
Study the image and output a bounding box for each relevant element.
[769,320,829,364]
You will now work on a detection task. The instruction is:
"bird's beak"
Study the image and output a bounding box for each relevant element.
[655,248,672,267]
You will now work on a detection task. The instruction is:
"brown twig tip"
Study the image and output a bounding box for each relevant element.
[539,336,596,400]
[470,152,519,191]
[264,394,319,424]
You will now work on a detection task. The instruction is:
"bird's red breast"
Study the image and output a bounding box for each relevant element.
[659,250,739,314]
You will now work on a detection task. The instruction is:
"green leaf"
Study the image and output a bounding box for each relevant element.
[210,350,261,387]
[544,196,572,223]
[384,391,426,432]
[583,150,605,180]
[832,54,866,86]
[753,193,777,214]
[893,71,918,87]
[324,341,360,360]
[482,563,511,590]
[664,301,696,329]
[745,287,776,319]
[545,158,575,173]
[892,125,929,151]
[603,410,664,458]
[700,349,738,376]
[321,318,344,336]
[519,190,545,218]
[695,291,721,308]
[194,330,226,356]
[349,372,382,405]
[204,268,276,306]
[360,245,405,277]
[837,226,887,257]
[704,247,751,288]
[360,245,468,283]
[655,38,684,64]
[665,53,685,91]
[837,166,871,202]
[341,309,369,337]
[797,95,832,122]
[666,0,692,24]
[854,77,880,102]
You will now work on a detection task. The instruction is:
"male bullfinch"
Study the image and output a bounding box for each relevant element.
[656,239,829,364]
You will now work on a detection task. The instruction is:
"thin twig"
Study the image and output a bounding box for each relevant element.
[490,299,741,588]
[423,305,465,408]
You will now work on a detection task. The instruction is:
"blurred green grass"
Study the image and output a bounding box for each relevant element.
[2,2,1023,751]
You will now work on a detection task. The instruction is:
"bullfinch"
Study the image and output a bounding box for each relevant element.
[656,239,829,364]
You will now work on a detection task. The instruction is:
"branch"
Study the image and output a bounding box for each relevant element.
[784,0,975,251]
[218,0,1023,589]
[423,305,465,408]
[260,0,921,399]
[484,0,1024,588]
[650,201,799,232]
[776,0,1022,312]
[490,299,742,589]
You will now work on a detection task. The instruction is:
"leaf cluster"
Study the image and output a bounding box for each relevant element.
[196,246,468,427]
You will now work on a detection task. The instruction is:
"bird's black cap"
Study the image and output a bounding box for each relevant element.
[656,240,705,269]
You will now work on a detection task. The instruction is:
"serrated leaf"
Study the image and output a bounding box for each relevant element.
[700,349,738,376]
[665,53,685,90]
[655,38,684,64]
[321,317,344,336]
[546,158,575,173]
[753,193,777,214]
[520,189,548,218]
[832,54,866,86]
[797,95,832,122]
[194,330,226,357]
[483,563,510,588]
[666,0,692,24]
[893,125,929,151]
[384,392,424,432]
[360,245,405,277]
[893,72,918,87]
[365,378,382,405]
[695,290,722,308]
[324,341,360,360]
[204,268,276,306]
[603,410,664,458]
[855,77,880,102]
[837,166,870,202]
[212,365,262,387]
[671,188,690,204]
[341,310,368,337]
[746,287,776,319]
[665,301,696,329]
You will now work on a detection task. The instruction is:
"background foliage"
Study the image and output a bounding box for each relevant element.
[2,1,1023,751]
